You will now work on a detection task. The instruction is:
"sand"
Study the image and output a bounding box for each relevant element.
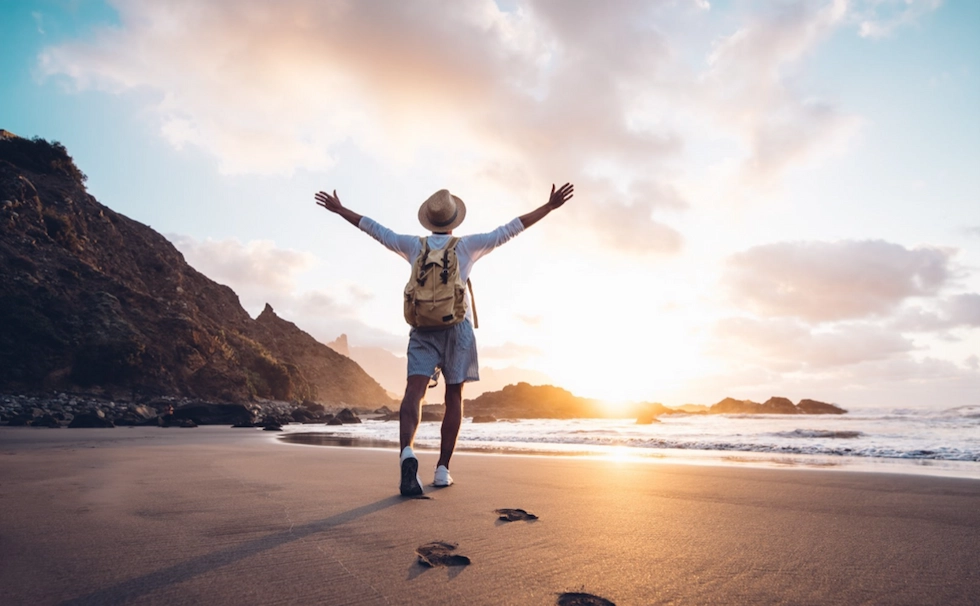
[1,427,978,605]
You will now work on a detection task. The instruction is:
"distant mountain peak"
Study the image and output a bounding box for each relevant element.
[327,333,350,357]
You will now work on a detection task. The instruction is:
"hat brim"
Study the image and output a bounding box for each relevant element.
[418,195,466,232]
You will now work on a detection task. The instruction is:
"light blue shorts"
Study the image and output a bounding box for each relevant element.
[407,319,479,385]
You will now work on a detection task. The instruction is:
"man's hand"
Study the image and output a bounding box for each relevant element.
[315,190,344,213]
[547,182,574,210]
[519,182,575,229]
[315,189,363,227]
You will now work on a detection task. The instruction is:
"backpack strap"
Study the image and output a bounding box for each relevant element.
[446,237,477,329]
[417,236,429,286]
[467,278,478,329]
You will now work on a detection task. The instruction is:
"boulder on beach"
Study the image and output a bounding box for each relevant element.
[173,403,253,426]
[300,400,325,413]
[31,413,61,428]
[68,412,115,428]
[290,408,317,423]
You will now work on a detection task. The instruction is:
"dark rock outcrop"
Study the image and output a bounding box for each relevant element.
[709,397,763,414]
[0,134,393,407]
[797,399,847,414]
[68,412,114,428]
[761,396,798,414]
[466,382,604,419]
[333,408,361,424]
[172,402,252,426]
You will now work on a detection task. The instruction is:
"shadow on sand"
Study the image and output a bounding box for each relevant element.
[59,496,407,606]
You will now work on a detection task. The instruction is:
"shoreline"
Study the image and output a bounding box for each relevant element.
[3,424,978,480]
[2,427,979,605]
[275,425,980,481]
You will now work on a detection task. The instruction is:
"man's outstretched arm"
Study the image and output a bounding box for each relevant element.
[315,190,362,227]
[519,183,574,229]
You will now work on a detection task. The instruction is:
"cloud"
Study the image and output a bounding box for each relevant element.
[36,0,702,254]
[38,1,922,253]
[892,293,980,332]
[39,0,545,174]
[480,341,544,361]
[32,11,45,35]
[170,235,316,303]
[854,0,943,39]
[566,177,685,254]
[697,0,861,183]
[724,240,952,322]
[516,313,543,326]
[712,316,914,369]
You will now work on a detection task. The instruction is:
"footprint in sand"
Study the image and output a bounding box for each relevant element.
[415,541,471,567]
[495,508,538,522]
[556,592,616,606]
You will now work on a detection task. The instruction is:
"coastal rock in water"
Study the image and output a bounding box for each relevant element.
[334,408,361,424]
[68,412,114,428]
[761,397,798,414]
[421,410,444,422]
[797,399,847,414]
[470,415,496,423]
[635,411,662,425]
[636,402,672,424]
[465,382,603,419]
[709,397,763,414]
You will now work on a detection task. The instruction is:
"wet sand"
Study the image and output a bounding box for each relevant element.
[1,427,978,605]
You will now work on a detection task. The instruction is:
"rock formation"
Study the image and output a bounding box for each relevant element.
[0,134,391,407]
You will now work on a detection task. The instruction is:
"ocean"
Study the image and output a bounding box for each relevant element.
[279,405,980,479]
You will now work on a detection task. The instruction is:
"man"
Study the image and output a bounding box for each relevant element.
[314,183,573,496]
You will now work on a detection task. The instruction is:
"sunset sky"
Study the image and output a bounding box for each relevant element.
[2,0,978,409]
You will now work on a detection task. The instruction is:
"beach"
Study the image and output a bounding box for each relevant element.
[2,427,978,605]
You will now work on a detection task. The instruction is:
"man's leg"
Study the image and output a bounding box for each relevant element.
[398,374,430,496]
[399,375,430,451]
[437,382,464,469]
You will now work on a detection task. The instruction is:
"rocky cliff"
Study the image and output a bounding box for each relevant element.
[0,133,391,406]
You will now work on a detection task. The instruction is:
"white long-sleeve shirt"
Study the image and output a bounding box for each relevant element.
[358,216,525,322]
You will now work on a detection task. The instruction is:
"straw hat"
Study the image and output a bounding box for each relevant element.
[418,189,466,232]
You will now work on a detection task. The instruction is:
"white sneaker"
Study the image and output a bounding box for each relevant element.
[399,446,423,497]
[433,465,454,487]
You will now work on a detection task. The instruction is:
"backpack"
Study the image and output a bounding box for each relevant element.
[404,236,479,330]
